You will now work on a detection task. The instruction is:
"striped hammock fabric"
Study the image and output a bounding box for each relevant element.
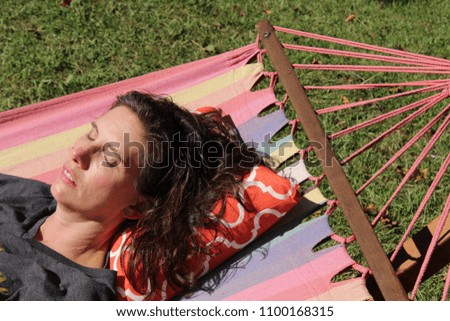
[0,40,372,300]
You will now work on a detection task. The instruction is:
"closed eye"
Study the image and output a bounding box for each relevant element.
[102,142,122,168]
[103,155,118,167]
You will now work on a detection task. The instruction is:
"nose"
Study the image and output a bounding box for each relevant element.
[71,143,94,170]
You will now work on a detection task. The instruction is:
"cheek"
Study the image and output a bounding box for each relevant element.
[85,172,128,206]
[90,172,115,189]
[90,170,140,204]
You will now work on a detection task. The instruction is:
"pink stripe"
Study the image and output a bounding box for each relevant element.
[263,278,368,301]
[0,44,259,150]
[0,97,109,151]
[219,88,278,126]
[32,168,60,184]
[224,247,354,300]
[2,149,68,179]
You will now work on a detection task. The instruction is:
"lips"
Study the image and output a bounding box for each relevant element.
[60,165,77,187]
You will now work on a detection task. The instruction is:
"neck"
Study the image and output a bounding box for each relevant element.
[35,205,121,269]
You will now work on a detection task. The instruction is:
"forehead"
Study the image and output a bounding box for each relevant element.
[100,106,139,125]
[96,106,147,164]
[97,106,145,138]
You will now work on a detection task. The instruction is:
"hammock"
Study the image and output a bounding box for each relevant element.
[0,20,448,301]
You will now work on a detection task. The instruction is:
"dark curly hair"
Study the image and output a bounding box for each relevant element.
[112,91,265,297]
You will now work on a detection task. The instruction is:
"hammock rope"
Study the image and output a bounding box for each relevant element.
[443,265,450,300]
[329,92,445,140]
[342,94,448,166]
[317,83,447,115]
[356,104,450,197]
[305,79,450,91]
[273,26,450,66]
[283,44,447,68]
[389,150,450,263]
[372,114,450,227]
[294,64,450,74]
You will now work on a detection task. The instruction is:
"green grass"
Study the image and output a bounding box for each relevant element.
[2,0,449,110]
[1,0,449,300]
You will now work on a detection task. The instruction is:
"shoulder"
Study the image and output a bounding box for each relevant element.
[0,174,54,226]
[0,174,52,200]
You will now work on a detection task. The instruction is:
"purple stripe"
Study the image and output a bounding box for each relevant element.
[181,215,339,300]
[237,109,288,147]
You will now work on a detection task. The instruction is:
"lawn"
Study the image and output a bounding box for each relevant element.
[1,0,449,300]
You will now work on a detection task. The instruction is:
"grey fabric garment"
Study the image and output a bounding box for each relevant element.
[0,174,116,300]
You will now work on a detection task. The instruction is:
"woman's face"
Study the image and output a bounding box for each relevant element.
[51,106,147,223]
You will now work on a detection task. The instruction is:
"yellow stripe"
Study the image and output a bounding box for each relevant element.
[184,74,260,110]
[303,187,327,205]
[171,63,263,106]
[269,138,300,167]
[1,148,68,178]
[0,124,90,169]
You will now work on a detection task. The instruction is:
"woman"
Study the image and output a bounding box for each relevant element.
[0,91,264,300]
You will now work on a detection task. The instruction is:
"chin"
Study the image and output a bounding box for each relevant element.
[50,178,71,204]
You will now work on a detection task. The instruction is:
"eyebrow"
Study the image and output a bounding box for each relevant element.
[91,121,99,133]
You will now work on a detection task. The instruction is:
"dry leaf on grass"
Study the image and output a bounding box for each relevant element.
[364,203,378,216]
[341,96,350,104]
[345,14,357,22]
[60,0,72,7]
